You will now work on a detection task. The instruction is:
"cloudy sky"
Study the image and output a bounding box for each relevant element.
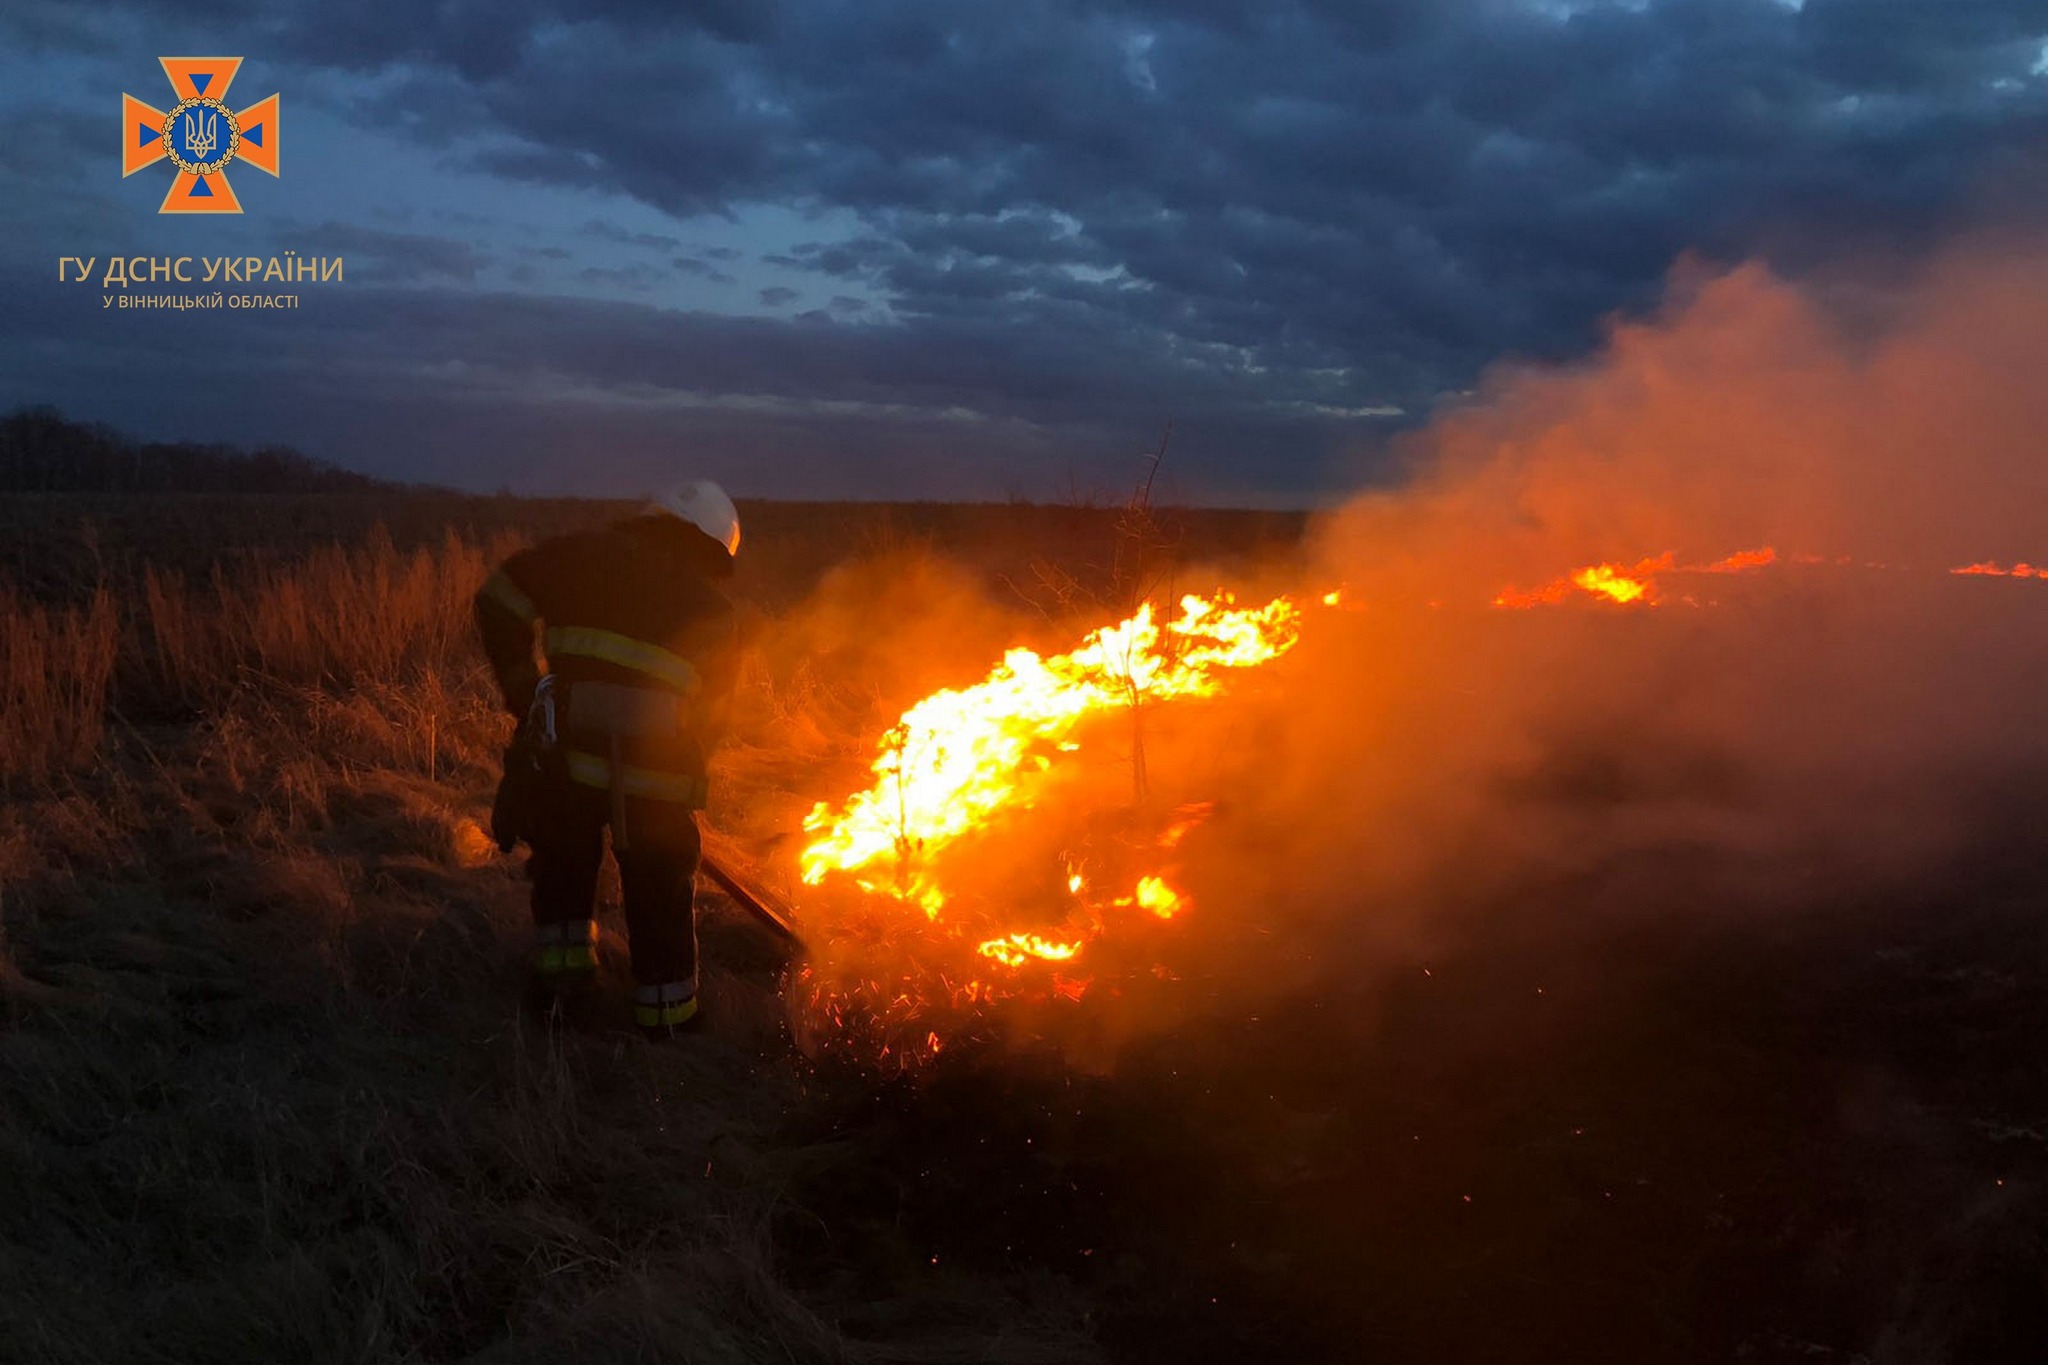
[3,1,2046,502]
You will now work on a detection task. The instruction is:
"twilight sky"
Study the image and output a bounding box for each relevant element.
[3,1,2046,503]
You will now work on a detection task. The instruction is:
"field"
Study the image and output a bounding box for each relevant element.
[2,493,2045,1364]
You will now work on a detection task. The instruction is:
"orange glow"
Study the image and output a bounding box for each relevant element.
[1496,547,1777,609]
[796,592,1300,1062]
[1134,876,1183,919]
[1571,559,1665,605]
[1952,561,2048,579]
[1703,547,1778,573]
[977,933,1085,967]
[797,548,2039,1065]
[1157,802,1213,848]
[800,591,1298,909]
[1492,580,1574,609]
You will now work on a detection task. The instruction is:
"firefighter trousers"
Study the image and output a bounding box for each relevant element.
[526,775,700,990]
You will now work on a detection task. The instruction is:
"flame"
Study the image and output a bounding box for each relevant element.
[977,933,1084,967]
[1952,561,2048,579]
[1703,547,1778,573]
[1496,544,2048,608]
[1133,876,1182,919]
[800,592,1298,907]
[1572,558,1666,605]
[1496,547,1776,608]
[791,549,2044,1066]
[1157,802,1212,848]
[1491,580,1573,609]
[796,592,1301,1063]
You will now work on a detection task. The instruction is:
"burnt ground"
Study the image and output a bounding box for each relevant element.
[776,836,2048,1364]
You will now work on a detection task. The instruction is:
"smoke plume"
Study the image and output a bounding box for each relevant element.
[773,233,2048,1059]
[1202,234,2048,970]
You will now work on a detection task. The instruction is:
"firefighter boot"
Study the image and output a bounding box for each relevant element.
[634,981,702,1041]
[526,919,601,1023]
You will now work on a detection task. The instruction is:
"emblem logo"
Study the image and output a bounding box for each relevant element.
[123,58,279,214]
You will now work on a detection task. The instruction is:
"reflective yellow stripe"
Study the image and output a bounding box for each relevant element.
[563,750,708,805]
[534,944,596,975]
[481,570,538,622]
[533,920,599,976]
[634,997,698,1027]
[544,626,700,693]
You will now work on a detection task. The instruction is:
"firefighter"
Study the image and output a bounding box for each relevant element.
[475,482,741,1039]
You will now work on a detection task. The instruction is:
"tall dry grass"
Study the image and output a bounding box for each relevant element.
[138,526,514,702]
[1,526,520,785]
[0,585,118,784]
[0,514,1105,1365]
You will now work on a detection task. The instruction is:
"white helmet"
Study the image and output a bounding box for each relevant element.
[648,479,741,556]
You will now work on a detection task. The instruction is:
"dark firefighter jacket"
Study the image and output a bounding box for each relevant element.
[475,516,738,808]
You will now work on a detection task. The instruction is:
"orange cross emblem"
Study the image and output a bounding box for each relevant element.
[122,58,279,214]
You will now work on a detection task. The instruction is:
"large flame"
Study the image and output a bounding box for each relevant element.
[800,592,1300,910]
[795,592,1301,1062]
[790,547,2043,1065]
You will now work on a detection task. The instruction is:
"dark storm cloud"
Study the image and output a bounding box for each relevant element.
[6,0,2048,497]
[293,0,2045,404]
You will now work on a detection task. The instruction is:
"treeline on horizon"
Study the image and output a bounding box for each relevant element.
[0,407,397,495]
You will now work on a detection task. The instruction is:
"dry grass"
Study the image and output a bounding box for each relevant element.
[0,585,118,784]
[2,526,512,781]
[136,527,509,702]
[0,510,1115,1365]
[4,497,2041,1361]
